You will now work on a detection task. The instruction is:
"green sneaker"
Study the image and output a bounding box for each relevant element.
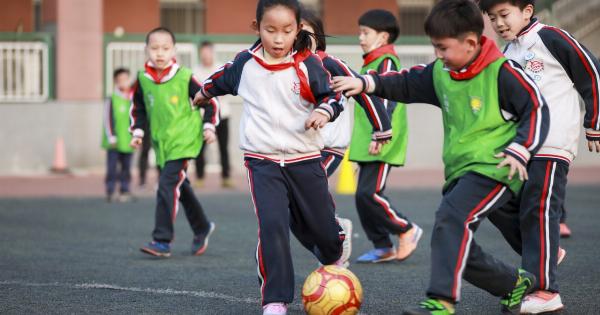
[501,268,536,314]
[402,298,455,315]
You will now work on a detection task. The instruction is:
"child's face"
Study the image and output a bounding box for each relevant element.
[114,73,130,91]
[431,34,479,71]
[145,32,176,70]
[256,5,300,60]
[487,3,534,41]
[199,46,214,66]
[301,20,317,53]
[359,26,389,53]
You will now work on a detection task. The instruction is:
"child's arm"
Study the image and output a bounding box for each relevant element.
[538,27,600,152]
[322,55,392,142]
[190,75,219,144]
[331,62,441,107]
[496,60,551,180]
[193,52,249,105]
[103,97,116,147]
[129,80,146,148]
[303,55,344,129]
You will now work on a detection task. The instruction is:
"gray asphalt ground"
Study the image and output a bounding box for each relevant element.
[1,185,599,314]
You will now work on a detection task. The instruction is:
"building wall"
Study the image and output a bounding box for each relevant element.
[322,0,399,35]
[204,0,256,34]
[0,0,33,32]
[103,0,160,34]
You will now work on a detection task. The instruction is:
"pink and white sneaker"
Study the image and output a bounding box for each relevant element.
[520,290,563,314]
[263,302,287,315]
[335,217,353,268]
[557,247,566,265]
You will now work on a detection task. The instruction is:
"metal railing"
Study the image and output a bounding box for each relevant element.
[0,41,49,102]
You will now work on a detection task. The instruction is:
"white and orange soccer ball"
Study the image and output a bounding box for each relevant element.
[301,265,363,315]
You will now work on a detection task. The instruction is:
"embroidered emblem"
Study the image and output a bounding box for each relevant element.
[291,82,301,95]
[170,95,179,105]
[470,96,482,113]
[527,59,544,73]
[525,51,535,61]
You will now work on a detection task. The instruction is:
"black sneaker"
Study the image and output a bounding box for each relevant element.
[192,222,216,256]
[501,268,536,314]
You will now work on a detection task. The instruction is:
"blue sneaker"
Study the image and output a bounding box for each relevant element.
[356,247,396,263]
[192,222,216,256]
[140,241,171,257]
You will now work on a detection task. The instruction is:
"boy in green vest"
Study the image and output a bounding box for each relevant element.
[353,9,423,264]
[130,27,219,258]
[102,68,134,202]
[332,1,550,314]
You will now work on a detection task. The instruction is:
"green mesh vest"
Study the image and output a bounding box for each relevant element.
[349,54,408,166]
[102,93,134,153]
[138,67,203,168]
[432,58,522,193]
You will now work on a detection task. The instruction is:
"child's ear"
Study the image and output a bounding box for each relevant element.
[251,20,259,35]
[523,4,534,20]
[464,33,479,52]
[381,32,390,45]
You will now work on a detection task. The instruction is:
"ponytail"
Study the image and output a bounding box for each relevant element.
[294,29,314,53]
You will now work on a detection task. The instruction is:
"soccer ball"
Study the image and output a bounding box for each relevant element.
[301,265,363,315]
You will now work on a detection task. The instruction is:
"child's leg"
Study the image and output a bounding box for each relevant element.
[427,173,517,302]
[119,153,133,193]
[151,159,189,243]
[245,159,294,305]
[320,150,344,177]
[488,197,523,255]
[179,177,211,235]
[216,118,231,179]
[285,160,343,264]
[519,160,567,293]
[559,203,567,223]
[105,150,119,196]
[355,162,412,248]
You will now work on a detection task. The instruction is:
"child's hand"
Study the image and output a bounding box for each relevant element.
[305,111,330,130]
[331,76,363,97]
[368,141,383,155]
[130,137,143,149]
[587,139,600,153]
[495,152,528,181]
[193,91,207,105]
[203,129,217,144]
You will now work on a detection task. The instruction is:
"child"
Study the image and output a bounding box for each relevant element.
[130,27,218,258]
[352,9,422,263]
[193,41,234,189]
[480,0,600,312]
[193,1,351,314]
[300,7,394,266]
[332,0,550,314]
[102,68,134,202]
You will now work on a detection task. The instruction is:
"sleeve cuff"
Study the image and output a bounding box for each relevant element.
[108,136,117,144]
[585,128,600,141]
[315,106,333,120]
[372,129,393,141]
[132,128,144,138]
[200,86,212,99]
[504,142,530,166]
[203,123,216,132]
[364,75,376,93]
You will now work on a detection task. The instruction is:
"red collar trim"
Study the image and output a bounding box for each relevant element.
[362,44,397,66]
[316,50,328,60]
[144,59,177,83]
[448,36,503,80]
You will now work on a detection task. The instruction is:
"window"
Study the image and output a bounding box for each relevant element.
[160,0,205,34]
[399,6,429,36]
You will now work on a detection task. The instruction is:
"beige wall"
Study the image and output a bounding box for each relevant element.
[56,0,103,100]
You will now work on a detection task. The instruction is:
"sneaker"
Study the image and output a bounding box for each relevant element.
[222,178,235,188]
[500,268,536,314]
[140,241,171,257]
[402,298,455,315]
[356,247,396,263]
[335,217,353,267]
[397,224,423,261]
[263,302,287,315]
[520,290,564,314]
[557,247,566,265]
[192,222,216,256]
[559,223,571,238]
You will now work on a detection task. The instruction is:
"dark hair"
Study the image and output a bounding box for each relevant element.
[425,0,484,39]
[479,0,535,13]
[300,7,327,51]
[358,9,399,44]
[199,40,213,49]
[255,0,313,53]
[145,27,176,45]
[113,67,130,80]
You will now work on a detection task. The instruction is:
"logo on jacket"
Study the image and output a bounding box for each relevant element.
[470,96,482,113]
[170,95,179,105]
[291,82,301,95]
[526,59,544,81]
